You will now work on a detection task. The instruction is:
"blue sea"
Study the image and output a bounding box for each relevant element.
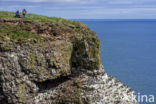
[79,19,156,104]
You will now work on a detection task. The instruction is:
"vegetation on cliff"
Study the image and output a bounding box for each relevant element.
[0,12,82,39]
[0,11,101,104]
[0,11,80,25]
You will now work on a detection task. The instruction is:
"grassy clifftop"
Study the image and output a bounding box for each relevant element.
[0,11,79,25]
[0,11,94,41]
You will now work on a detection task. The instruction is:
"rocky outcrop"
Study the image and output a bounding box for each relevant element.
[80,66,137,104]
[0,19,137,104]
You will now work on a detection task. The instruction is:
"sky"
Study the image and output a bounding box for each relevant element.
[0,0,156,19]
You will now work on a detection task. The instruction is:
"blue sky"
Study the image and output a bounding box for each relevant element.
[0,0,156,19]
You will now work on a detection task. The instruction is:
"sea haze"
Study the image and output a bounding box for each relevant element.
[79,19,156,104]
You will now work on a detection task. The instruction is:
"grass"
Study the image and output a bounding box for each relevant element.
[0,11,81,26]
[0,23,41,40]
[0,11,91,41]
[0,11,77,40]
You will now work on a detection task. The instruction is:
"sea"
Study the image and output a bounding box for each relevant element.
[78,19,156,104]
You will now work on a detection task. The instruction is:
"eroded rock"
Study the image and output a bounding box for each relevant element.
[0,19,137,104]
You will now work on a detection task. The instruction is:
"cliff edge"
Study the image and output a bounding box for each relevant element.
[0,12,137,104]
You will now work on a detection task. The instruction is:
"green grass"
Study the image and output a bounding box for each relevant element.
[0,11,77,40]
[0,11,81,26]
[0,11,91,41]
[0,23,41,40]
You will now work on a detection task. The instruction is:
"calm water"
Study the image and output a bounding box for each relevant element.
[80,20,156,103]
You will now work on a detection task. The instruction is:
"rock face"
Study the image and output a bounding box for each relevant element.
[0,19,137,104]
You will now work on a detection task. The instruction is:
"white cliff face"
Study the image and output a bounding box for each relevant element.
[80,65,138,104]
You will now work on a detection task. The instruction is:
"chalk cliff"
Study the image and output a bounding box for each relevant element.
[0,12,137,104]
